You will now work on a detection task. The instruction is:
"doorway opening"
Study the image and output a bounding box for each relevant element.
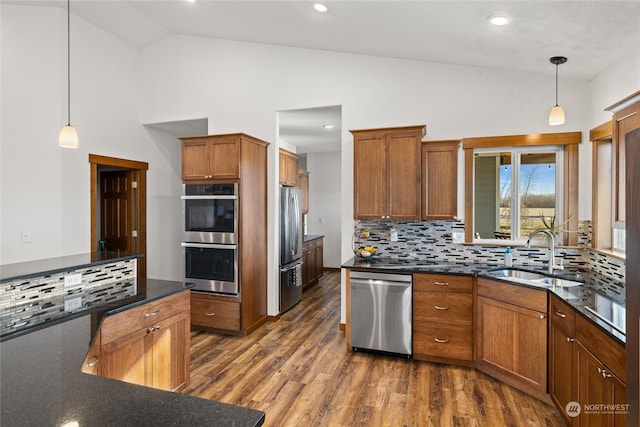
[89,154,148,278]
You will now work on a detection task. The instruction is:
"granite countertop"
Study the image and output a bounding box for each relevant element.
[303,234,324,242]
[342,256,626,345]
[0,278,265,427]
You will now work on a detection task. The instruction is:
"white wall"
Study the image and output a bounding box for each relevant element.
[306,151,342,268]
[1,5,182,284]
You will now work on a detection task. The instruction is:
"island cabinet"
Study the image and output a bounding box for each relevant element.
[301,237,323,289]
[181,135,240,180]
[421,140,459,220]
[83,290,191,392]
[279,149,300,187]
[413,273,473,364]
[351,125,425,220]
[475,278,548,401]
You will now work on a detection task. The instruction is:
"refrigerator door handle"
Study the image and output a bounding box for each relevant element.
[280,261,303,272]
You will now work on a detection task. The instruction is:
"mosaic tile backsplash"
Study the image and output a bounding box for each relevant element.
[353,219,625,297]
[0,259,137,337]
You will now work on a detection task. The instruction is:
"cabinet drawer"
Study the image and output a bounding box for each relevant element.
[549,295,575,335]
[101,291,190,345]
[477,278,547,312]
[414,322,472,361]
[414,292,472,325]
[413,273,472,293]
[576,314,625,381]
[191,295,240,331]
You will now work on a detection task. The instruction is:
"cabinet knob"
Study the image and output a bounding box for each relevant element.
[555,310,566,318]
[539,314,546,319]
[566,337,574,342]
[434,305,449,310]
[86,355,99,368]
[147,325,161,333]
[434,337,450,343]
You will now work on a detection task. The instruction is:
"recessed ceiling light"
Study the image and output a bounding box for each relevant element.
[488,14,513,26]
[314,3,328,13]
[322,124,334,129]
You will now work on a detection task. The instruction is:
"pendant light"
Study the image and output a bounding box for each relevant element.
[548,56,567,126]
[59,0,78,148]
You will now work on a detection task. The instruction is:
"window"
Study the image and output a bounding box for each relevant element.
[473,147,563,241]
[463,132,581,246]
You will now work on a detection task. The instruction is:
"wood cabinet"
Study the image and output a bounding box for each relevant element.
[279,149,300,187]
[181,135,240,180]
[413,273,472,363]
[301,236,323,289]
[549,295,577,425]
[351,125,425,220]
[93,290,191,392]
[181,133,269,335]
[476,278,548,401]
[190,295,241,331]
[299,170,310,213]
[422,140,459,220]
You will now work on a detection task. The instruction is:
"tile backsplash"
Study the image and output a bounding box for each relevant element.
[353,219,625,296]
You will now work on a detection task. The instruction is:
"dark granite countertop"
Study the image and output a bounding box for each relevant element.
[342,257,626,345]
[303,234,324,243]
[0,251,143,282]
[0,278,265,427]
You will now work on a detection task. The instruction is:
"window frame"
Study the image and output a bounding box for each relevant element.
[463,132,581,246]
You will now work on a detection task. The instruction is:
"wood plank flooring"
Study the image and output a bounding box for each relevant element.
[184,271,566,427]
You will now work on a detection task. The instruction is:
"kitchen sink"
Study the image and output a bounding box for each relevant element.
[487,268,583,288]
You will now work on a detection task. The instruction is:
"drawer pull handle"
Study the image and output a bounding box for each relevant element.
[434,305,449,310]
[597,367,612,378]
[434,337,450,343]
[205,312,215,316]
[555,310,566,318]
[147,325,161,333]
[86,355,99,368]
[144,310,159,318]
[434,281,449,287]
[566,337,574,342]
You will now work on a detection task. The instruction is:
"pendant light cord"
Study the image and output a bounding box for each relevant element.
[66,0,71,126]
[555,63,559,107]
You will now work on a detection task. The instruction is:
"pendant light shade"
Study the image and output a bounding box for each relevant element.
[59,0,78,148]
[548,56,567,126]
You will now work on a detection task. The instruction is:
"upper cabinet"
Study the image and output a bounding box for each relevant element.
[279,149,300,187]
[299,170,310,213]
[606,90,640,227]
[422,140,459,220]
[351,125,425,220]
[180,135,240,181]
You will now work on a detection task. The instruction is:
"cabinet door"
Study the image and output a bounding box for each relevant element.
[101,327,148,386]
[576,341,627,427]
[549,320,576,425]
[422,141,458,219]
[299,171,310,213]
[149,311,190,392]
[209,138,240,179]
[387,133,421,219]
[353,133,388,219]
[313,239,323,280]
[182,139,211,180]
[476,296,547,394]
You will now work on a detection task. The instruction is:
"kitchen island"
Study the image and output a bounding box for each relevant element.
[0,254,265,427]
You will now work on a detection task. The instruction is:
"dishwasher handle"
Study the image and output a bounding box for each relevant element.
[350,278,412,288]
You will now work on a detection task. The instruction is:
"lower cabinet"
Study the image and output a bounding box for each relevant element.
[190,294,241,331]
[413,273,473,363]
[475,278,548,400]
[84,290,191,392]
[302,237,323,289]
[549,295,577,425]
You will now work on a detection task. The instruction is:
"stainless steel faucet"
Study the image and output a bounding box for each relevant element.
[526,229,564,275]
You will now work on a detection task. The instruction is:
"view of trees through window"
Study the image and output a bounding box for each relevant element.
[475,148,561,240]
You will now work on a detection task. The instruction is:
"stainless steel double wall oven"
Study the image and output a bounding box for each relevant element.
[181,183,239,295]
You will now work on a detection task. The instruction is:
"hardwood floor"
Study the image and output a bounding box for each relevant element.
[185,270,566,427]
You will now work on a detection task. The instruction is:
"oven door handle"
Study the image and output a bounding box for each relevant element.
[181,195,237,200]
[181,242,238,250]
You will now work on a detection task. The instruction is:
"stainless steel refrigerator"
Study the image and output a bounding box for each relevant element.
[279,186,303,312]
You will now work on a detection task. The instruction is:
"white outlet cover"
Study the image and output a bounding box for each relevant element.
[64,273,82,287]
[452,232,464,243]
[64,297,82,312]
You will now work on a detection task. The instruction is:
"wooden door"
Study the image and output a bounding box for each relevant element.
[101,171,133,252]
[422,141,458,219]
[577,342,614,427]
[387,133,421,219]
[549,320,576,425]
[149,311,190,392]
[101,327,148,386]
[182,139,211,180]
[353,133,387,219]
[209,137,240,179]
[313,239,323,280]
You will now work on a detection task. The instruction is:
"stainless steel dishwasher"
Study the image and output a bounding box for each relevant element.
[349,271,412,357]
